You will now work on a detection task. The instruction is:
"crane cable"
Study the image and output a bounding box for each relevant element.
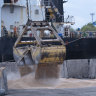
[26,0,30,20]
[29,0,32,19]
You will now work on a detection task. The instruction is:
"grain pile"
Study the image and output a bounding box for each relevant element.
[35,64,60,79]
[8,73,59,89]
[8,73,96,89]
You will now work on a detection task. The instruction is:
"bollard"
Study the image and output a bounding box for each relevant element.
[0,67,8,96]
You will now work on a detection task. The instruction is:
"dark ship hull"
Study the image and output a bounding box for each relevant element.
[65,38,96,59]
[0,37,96,62]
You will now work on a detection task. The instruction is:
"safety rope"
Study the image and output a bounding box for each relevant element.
[65,37,82,45]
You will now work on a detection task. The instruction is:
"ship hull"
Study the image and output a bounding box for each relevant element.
[0,37,96,62]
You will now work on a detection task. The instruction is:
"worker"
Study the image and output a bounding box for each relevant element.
[10,27,14,37]
[1,25,4,37]
[14,26,17,37]
[2,26,8,37]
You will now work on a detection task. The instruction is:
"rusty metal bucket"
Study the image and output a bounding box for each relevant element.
[13,45,66,78]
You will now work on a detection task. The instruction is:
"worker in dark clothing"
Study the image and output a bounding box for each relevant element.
[2,26,8,36]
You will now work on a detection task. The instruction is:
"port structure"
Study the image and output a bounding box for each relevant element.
[42,0,75,25]
[90,13,95,23]
[42,0,65,22]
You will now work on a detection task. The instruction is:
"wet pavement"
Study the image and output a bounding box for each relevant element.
[7,87,96,96]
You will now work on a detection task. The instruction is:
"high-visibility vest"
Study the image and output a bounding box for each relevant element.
[14,26,17,32]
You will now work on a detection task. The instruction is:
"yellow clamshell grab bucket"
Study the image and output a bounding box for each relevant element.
[13,21,66,79]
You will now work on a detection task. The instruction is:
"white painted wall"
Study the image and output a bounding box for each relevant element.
[13,0,26,7]
[29,0,38,5]
[1,5,45,31]
[1,6,27,31]
[15,0,40,6]
[30,5,45,21]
